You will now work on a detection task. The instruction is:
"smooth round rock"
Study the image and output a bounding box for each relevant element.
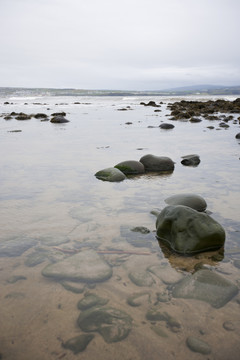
[140,154,175,172]
[159,123,175,129]
[164,193,207,211]
[181,154,201,166]
[129,270,155,287]
[95,167,126,182]
[62,334,94,354]
[235,133,240,139]
[114,160,145,174]
[156,205,225,254]
[186,336,211,354]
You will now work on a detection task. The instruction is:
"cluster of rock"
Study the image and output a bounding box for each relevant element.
[95,153,202,182]
[95,154,175,182]
[168,98,240,121]
[155,193,225,255]
[2,111,69,123]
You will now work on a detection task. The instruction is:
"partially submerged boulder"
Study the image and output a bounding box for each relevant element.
[164,193,207,211]
[172,269,238,308]
[159,123,175,129]
[50,115,69,123]
[114,160,145,175]
[156,205,225,254]
[140,154,175,172]
[95,167,126,182]
[41,249,112,283]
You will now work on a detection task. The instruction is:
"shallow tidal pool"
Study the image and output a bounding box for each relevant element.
[0,95,240,360]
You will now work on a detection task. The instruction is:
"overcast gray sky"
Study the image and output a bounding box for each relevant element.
[1,0,240,90]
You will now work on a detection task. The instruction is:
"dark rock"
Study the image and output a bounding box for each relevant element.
[156,205,225,254]
[114,160,145,175]
[62,334,94,354]
[131,226,150,234]
[219,122,230,128]
[235,133,240,139]
[181,154,201,166]
[50,115,69,123]
[125,122,132,125]
[159,123,175,129]
[189,117,202,123]
[120,225,156,248]
[77,306,132,343]
[34,113,48,119]
[51,112,66,116]
[140,154,175,172]
[140,101,160,107]
[4,116,12,120]
[95,167,126,182]
[172,269,238,308]
[16,113,31,120]
[164,193,207,211]
[186,336,211,354]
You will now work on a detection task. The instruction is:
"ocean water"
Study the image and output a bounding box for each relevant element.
[0,91,240,360]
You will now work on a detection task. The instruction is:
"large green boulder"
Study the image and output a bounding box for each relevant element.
[156,205,225,254]
[95,167,126,182]
[172,269,238,308]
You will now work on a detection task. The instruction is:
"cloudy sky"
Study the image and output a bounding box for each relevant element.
[1,0,240,90]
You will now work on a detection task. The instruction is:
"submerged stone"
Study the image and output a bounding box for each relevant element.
[164,193,207,211]
[172,269,238,308]
[62,334,94,354]
[95,167,126,182]
[0,237,37,257]
[140,154,174,172]
[186,336,211,355]
[146,308,181,332]
[120,225,156,249]
[7,275,27,284]
[77,293,109,310]
[41,249,112,283]
[127,292,151,307]
[129,270,155,287]
[38,235,70,246]
[114,160,145,175]
[156,205,225,254]
[77,306,132,343]
[24,249,49,267]
[148,264,183,285]
[60,280,86,294]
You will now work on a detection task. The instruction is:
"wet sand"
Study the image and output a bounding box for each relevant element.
[0,96,240,359]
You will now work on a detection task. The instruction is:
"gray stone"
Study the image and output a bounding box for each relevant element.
[41,249,112,283]
[114,160,145,175]
[148,264,183,285]
[77,293,109,310]
[0,237,37,257]
[7,275,27,284]
[129,270,155,287]
[156,205,225,254]
[62,334,94,354]
[139,154,175,172]
[223,321,235,331]
[24,249,48,267]
[164,193,207,211]
[233,259,240,269]
[186,336,211,354]
[95,167,126,182]
[77,306,132,343]
[172,269,238,308]
[181,154,201,166]
[38,235,69,246]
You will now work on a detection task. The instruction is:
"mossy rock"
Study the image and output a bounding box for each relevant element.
[77,306,132,343]
[95,167,126,182]
[114,160,145,175]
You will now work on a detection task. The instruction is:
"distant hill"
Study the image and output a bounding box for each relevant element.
[161,84,240,95]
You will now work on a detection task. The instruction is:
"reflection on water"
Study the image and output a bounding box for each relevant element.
[0,95,240,360]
